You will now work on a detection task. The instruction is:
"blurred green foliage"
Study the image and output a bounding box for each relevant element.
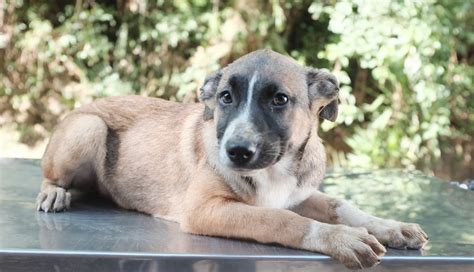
[0,0,472,179]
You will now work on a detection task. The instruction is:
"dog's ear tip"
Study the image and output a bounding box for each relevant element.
[320,113,338,122]
[319,99,339,122]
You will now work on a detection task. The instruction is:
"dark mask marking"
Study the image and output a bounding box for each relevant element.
[105,128,120,177]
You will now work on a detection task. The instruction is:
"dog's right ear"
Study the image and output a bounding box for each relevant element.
[306,68,340,122]
[199,70,223,121]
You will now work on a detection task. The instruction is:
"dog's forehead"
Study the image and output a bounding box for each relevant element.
[221,50,307,92]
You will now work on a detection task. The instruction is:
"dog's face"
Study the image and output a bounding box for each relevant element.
[200,49,339,172]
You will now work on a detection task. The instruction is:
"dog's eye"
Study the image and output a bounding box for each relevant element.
[272,93,289,106]
[219,91,233,104]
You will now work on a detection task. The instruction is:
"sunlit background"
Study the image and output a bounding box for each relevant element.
[0,0,472,181]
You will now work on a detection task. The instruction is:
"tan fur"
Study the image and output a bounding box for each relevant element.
[37,50,428,270]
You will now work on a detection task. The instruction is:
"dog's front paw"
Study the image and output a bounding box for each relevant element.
[367,219,428,249]
[36,186,71,212]
[303,223,386,269]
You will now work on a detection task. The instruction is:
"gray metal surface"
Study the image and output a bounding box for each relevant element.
[0,158,473,271]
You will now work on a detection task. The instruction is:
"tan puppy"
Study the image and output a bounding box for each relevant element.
[37,49,428,269]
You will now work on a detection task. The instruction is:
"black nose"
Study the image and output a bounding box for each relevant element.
[226,142,256,166]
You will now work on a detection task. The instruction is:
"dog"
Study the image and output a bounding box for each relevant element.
[36,49,428,269]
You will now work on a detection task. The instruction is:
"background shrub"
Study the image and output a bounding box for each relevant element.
[0,0,472,180]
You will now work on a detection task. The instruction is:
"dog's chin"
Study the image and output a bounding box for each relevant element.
[224,159,276,174]
[228,167,258,175]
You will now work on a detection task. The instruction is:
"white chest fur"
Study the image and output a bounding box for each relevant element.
[252,156,314,209]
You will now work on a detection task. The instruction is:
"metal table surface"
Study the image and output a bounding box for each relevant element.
[0,158,473,271]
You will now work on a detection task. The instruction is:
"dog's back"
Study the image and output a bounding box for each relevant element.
[74,95,187,131]
[40,96,204,219]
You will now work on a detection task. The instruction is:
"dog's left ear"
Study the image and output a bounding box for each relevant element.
[199,69,223,121]
[306,68,340,122]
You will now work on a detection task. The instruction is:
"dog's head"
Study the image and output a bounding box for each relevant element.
[200,49,339,172]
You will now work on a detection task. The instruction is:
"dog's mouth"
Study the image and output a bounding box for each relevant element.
[219,142,282,172]
[225,163,271,174]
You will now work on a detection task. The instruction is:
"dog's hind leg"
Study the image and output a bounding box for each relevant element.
[37,114,108,212]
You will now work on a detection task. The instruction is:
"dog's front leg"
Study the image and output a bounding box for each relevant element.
[291,192,429,249]
[181,175,385,269]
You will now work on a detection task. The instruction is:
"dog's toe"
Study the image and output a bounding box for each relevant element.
[36,192,47,211]
[320,225,385,269]
[401,223,429,249]
[369,220,428,250]
[37,187,70,212]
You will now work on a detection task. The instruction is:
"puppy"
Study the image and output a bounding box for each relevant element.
[37,49,428,269]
